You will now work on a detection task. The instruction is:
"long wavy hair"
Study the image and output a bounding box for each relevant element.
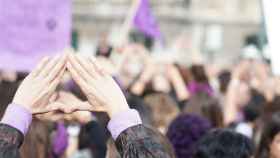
[256,112,280,158]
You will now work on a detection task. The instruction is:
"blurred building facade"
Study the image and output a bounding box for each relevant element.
[73,0,261,65]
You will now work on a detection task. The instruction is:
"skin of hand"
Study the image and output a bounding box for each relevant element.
[55,91,107,113]
[67,53,130,117]
[36,111,65,122]
[56,91,91,113]
[12,55,67,114]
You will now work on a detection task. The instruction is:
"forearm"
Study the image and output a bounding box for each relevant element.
[168,65,189,101]
[224,79,239,125]
[170,74,189,101]
[0,103,32,158]
[1,103,32,135]
[108,109,172,158]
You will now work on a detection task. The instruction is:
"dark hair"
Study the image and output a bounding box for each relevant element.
[256,112,280,158]
[190,65,209,84]
[20,119,51,158]
[96,47,113,58]
[250,89,266,107]
[195,129,254,158]
[263,96,280,119]
[241,89,265,123]
[184,93,224,128]
[126,93,153,125]
[218,70,231,94]
[79,121,107,158]
[167,114,211,158]
[0,81,20,118]
[243,104,261,122]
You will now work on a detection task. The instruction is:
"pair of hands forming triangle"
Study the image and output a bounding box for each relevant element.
[12,53,129,118]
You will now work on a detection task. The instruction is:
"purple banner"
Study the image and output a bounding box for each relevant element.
[133,0,161,39]
[0,0,72,72]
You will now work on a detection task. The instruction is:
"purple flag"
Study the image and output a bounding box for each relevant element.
[133,0,161,39]
[0,0,72,72]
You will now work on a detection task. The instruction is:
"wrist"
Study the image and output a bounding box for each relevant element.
[1,103,32,135]
[107,109,142,140]
[108,104,130,118]
[12,98,33,114]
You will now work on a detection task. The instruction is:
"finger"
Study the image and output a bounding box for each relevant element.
[47,102,69,113]
[48,65,66,92]
[94,59,110,76]
[68,53,92,81]
[89,57,104,76]
[83,57,101,79]
[36,67,66,110]
[49,93,58,103]
[67,62,88,93]
[76,55,98,79]
[87,101,107,112]
[30,57,50,77]
[45,54,67,83]
[38,55,60,79]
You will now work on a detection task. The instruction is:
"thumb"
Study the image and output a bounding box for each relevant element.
[78,101,107,112]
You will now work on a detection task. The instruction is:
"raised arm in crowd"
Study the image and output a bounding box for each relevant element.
[0,53,173,158]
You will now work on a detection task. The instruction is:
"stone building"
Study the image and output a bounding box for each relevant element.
[73,0,262,64]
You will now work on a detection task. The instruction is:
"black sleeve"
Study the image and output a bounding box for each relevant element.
[115,125,172,158]
[0,124,24,158]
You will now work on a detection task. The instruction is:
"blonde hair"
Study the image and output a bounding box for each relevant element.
[144,93,180,133]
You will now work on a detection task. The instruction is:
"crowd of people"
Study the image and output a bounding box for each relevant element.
[0,43,280,158]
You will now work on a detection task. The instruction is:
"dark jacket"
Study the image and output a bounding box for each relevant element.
[0,124,172,158]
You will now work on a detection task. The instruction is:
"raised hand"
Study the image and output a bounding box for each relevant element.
[12,55,67,114]
[67,53,129,117]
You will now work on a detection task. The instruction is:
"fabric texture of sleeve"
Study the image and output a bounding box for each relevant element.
[107,109,142,140]
[0,123,24,158]
[115,125,173,158]
[1,103,32,135]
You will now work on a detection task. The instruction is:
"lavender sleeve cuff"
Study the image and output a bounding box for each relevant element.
[1,103,32,135]
[107,109,142,140]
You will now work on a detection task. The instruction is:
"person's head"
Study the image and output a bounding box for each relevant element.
[257,112,280,158]
[242,90,265,123]
[250,88,267,107]
[0,80,20,118]
[263,96,280,119]
[243,103,261,123]
[195,129,254,158]
[20,119,51,158]
[127,94,153,125]
[190,64,209,84]
[79,121,107,158]
[167,114,212,158]
[218,70,231,94]
[184,92,224,128]
[144,93,180,133]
